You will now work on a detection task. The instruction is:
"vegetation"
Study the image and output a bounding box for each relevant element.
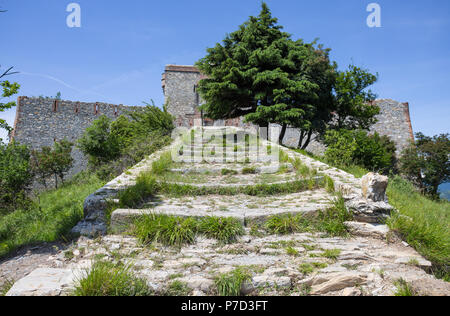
[163,280,191,296]
[196,3,378,147]
[30,139,74,188]
[393,278,416,296]
[0,63,20,136]
[133,214,244,246]
[399,133,449,198]
[73,261,152,296]
[215,267,252,296]
[323,129,396,173]
[118,172,158,208]
[0,172,104,258]
[0,141,32,215]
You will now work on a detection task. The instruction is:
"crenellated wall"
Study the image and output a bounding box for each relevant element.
[11,97,141,179]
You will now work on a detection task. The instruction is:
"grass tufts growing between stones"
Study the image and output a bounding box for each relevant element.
[264,214,306,235]
[151,151,173,175]
[73,261,152,296]
[393,278,416,296]
[198,216,244,244]
[134,214,198,247]
[0,279,14,296]
[118,172,158,208]
[215,267,252,296]
[221,168,238,176]
[162,280,191,296]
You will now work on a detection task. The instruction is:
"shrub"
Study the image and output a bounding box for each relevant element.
[73,261,152,296]
[399,133,449,199]
[0,141,32,214]
[118,172,158,208]
[215,267,251,296]
[198,217,244,244]
[324,129,396,173]
[134,214,198,246]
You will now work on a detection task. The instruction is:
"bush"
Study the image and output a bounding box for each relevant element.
[399,133,450,199]
[0,141,32,214]
[73,261,152,296]
[324,129,396,173]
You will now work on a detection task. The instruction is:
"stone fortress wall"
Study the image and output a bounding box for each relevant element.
[162,65,415,156]
[11,97,141,179]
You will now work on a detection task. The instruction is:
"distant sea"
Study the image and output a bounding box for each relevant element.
[439,182,450,201]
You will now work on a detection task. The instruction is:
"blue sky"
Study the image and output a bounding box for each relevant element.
[0,0,449,142]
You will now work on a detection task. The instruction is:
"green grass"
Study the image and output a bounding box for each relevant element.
[264,196,351,237]
[242,167,257,175]
[215,267,252,296]
[198,216,244,244]
[393,278,416,296]
[151,151,173,175]
[0,279,14,296]
[118,172,158,208]
[134,214,198,247]
[134,214,245,246]
[0,172,104,258]
[320,249,341,260]
[163,280,191,296]
[221,168,238,176]
[386,176,450,279]
[72,261,152,296]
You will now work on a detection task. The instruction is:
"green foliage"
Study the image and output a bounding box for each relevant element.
[151,152,173,175]
[265,214,304,235]
[0,172,104,258]
[320,249,341,260]
[0,141,32,214]
[0,80,20,135]
[221,169,238,176]
[134,214,198,247]
[30,139,74,188]
[0,279,14,296]
[78,103,174,171]
[324,129,396,173]
[197,216,244,244]
[399,133,450,198]
[333,65,379,130]
[215,267,252,296]
[163,280,191,296]
[118,172,158,208]
[73,261,152,296]
[387,176,449,277]
[242,167,257,175]
[393,279,416,296]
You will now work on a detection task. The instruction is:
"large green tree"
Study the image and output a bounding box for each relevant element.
[196,3,378,147]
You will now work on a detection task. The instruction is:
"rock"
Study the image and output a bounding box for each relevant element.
[409,278,450,296]
[6,268,74,296]
[252,275,291,288]
[341,287,362,296]
[361,173,388,202]
[310,272,367,295]
[178,276,214,293]
[346,199,393,223]
[344,221,389,239]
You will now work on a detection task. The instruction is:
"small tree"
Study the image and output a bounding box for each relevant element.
[31,139,74,188]
[0,80,20,137]
[400,133,450,199]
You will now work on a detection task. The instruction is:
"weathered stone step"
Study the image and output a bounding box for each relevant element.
[111,198,331,233]
[170,163,293,175]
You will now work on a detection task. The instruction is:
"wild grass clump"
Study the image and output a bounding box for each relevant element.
[393,278,416,296]
[118,172,158,208]
[73,261,152,296]
[134,214,198,247]
[215,267,252,296]
[221,169,238,176]
[152,151,173,175]
[242,167,257,175]
[265,214,307,235]
[162,280,191,296]
[0,279,14,296]
[198,217,244,244]
[323,175,335,193]
[314,195,352,237]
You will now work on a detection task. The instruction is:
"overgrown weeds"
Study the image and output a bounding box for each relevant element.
[215,267,252,296]
[118,172,158,208]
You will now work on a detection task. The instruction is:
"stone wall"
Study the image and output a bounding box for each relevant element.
[11,97,141,180]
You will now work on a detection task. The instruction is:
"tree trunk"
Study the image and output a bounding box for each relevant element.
[298,130,305,149]
[301,129,314,150]
[278,124,287,145]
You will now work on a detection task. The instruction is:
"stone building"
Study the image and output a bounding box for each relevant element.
[161,65,414,156]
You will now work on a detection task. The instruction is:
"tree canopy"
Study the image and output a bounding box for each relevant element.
[196,3,379,147]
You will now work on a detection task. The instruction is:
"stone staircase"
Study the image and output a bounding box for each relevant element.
[5,127,449,296]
